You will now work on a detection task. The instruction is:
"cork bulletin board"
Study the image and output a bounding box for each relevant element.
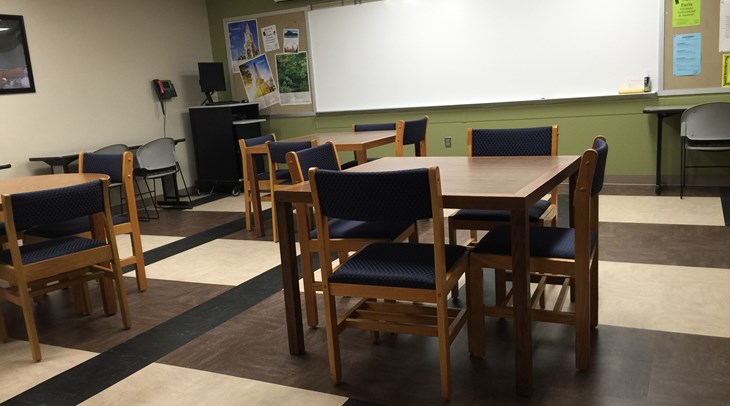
[224,8,314,116]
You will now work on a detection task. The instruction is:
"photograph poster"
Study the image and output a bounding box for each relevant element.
[283,29,299,53]
[275,52,312,105]
[239,54,280,109]
[227,19,260,72]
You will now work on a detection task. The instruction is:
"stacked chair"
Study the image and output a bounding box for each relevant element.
[134,137,192,220]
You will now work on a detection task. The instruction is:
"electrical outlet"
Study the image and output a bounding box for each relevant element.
[444,137,452,148]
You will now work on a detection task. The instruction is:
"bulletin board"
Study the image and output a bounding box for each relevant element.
[223,8,314,116]
[662,0,729,93]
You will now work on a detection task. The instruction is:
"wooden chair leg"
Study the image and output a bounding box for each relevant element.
[243,186,252,232]
[17,281,42,361]
[575,267,590,370]
[130,228,147,292]
[322,288,342,384]
[467,262,485,358]
[436,292,452,400]
[590,254,599,327]
[110,265,131,329]
[494,269,506,306]
[301,246,318,328]
[0,303,8,343]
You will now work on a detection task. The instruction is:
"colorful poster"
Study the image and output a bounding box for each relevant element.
[283,29,300,53]
[673,0,700,28]
[227,19,260,72]
[262,25,279,53]
[275,52,312,105]
[673,33,702,76]
[238,54,280,109]
[723,54,730,87]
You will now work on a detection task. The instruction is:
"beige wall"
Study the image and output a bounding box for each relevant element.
[1,0,212,185]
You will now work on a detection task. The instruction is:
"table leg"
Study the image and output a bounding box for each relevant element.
[355,149,368,165]
[510,207,532,396]
[247,153,265,237]
[655,114,664,195]
[277,199,304,354]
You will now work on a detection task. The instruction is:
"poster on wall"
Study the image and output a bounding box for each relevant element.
[283,29,300,53]
[275,52,312,105]
[672,0,700,28]
[673,33,702,76]
[239,54,280,109]
[227,19,260,73]
[261,25,279,52]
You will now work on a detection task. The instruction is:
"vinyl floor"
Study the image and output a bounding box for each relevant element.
[1,187,730,405]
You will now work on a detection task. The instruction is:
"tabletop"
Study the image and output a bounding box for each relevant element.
[245,130,396,154]
[0,173,109,197]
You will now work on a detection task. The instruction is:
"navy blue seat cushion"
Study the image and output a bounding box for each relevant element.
[310,218,412,240]
[339,157,380,170]
[451,199,550,222]
[256,169,291,181]
[23,215,129,239]
[328,242,467,289]
[0,236,106,265]
[472,225,596,259]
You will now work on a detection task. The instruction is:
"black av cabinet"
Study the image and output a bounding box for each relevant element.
[188,103,264,194]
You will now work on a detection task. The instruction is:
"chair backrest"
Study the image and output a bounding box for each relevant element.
[681,102,730,141]
[136,137,176,171]
[3,180,107,232]
[266,140,316,164]
[572,136,608,240]
[286,142,341,184]
[590,136,608,197]
[310,167,438,223]
[395,115,429,157]
[352,122,396,132]
[94,144,129,154]
[242,133,276,148]
[468,126,557,157]
[80,152,124,183]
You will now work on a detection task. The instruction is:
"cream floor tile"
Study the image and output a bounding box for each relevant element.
[81,363,347,406]
[145,239,298,286]
[599,195,724,226]
[598,260,730,338]
[116,235,182,259]
[0,340,97,402]
[188,195,271,213]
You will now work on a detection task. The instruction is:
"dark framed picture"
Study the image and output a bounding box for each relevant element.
[0,14,36,94]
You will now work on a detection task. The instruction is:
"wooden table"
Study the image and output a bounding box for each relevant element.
[274,155,582,396]
[246,130,396,237]
[642,105,694,195]
[0,173,118,314]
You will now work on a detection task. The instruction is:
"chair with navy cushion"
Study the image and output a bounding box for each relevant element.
[448,125,558,300]
[468,136,608,371]
[285,142,417,327]
[266,139,317,241]
[340,122,397,169]
[23,151,147,292]
[238,134,289,231]
[679,102,730,198]
[0,179,131,361]
[395,115,429,157]
[310,166,469,400]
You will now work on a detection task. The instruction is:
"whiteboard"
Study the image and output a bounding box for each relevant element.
[308,0,660,113]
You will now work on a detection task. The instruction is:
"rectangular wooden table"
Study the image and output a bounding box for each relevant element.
[246,130,396,237]
[273,155,582,396]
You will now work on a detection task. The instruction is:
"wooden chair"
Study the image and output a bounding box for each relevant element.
[0,178,131,361]
[447,125,558,300]
[340,122,397,169]
[266,139,317,242]
[238,134,289,231]
[285,142,417,327]
[310,166,469,400]
[23,151,147,292]
[468,136,608,370]
[395,115,428,157]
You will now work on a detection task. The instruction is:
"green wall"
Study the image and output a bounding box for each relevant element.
[206,0,730,183]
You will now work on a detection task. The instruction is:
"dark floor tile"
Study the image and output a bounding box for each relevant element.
[139,209,245,237]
